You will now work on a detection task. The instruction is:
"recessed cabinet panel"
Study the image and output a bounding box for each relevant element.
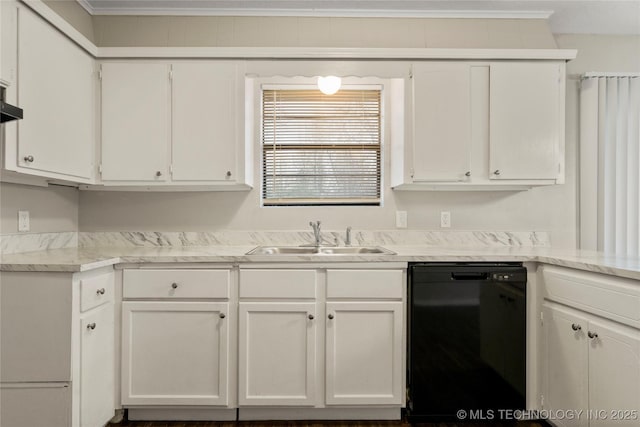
[542,303,589,427]
[412,62,471,182]
[588,319,640,427]
[101,62,170,182]
[17,8,94,180]
[80,303,115,427]
[489,62,562,180]
[172,62,238,182]
[238,302,316,406]
[121,301,229,406]
[325,302,402,405]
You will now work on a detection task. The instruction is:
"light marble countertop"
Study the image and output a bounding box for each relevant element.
[2,245,640,281]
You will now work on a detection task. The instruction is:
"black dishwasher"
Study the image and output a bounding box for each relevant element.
[407,263,527,422]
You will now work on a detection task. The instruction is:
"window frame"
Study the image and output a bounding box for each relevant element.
[258,79,386,207]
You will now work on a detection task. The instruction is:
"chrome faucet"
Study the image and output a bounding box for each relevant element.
[309,221,322,246]
[345,226,352,246]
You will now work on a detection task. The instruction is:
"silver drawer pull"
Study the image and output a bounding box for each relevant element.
[219,313,226,319]
[308,314,314,320]
[328,314,334,320]
[87,323,96,330]
[588,331,598,339]
[571,323,582,331]
[171,283,178,289]
[96,288,106,295]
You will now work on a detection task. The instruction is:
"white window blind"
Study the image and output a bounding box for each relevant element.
[580,74,640,256]
[262,89,381,206]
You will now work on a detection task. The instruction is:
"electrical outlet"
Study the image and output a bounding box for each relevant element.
[440,211,451,228]
[396,211,408,228]
[18,210,30,232]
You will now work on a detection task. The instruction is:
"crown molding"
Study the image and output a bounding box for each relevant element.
[76,0,94,15]
[97,47,577,60]
[75,2,552,19]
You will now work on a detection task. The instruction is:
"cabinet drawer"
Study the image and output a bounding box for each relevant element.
[327,270,404,299]
[123,269,230,299]
[240,269,316,299]
[80,272,114,312]
[542,265,640,328]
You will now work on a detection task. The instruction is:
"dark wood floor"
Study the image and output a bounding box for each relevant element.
[112,419,548,427]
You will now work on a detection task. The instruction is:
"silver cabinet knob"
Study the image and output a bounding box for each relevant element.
[219,313,226,319]
[96,288,106,295]
[465,171,471,177]
[156,171,162,177]
[328,314,334,320]
[588,331,598,339]
[171,282,178,289]
[23,155,34,163]
[493,170,501,176]
[87,323,96,330]
[571,323,582,331]
[308,314,314,320]
[226,171,232,177]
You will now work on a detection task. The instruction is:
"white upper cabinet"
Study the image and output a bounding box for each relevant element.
[394,59,566,190]
[172,62,239,183]
[489,62,563,181]
[10,6,95,182]
[97,60,249,189]
[411,62,471,182]
[101,62,170,182]
[0,0,17,88]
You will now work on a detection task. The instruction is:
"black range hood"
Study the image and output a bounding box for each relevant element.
[1,100,23,123]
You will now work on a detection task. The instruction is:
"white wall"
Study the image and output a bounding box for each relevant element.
[0,182,79,234]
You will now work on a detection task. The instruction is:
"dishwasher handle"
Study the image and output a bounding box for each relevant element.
[450,272,489,281]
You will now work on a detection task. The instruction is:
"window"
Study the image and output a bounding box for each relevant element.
[261,87,382,206]
[580,74,640,256]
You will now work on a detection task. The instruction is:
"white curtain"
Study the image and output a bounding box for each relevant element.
[580,74,640,256]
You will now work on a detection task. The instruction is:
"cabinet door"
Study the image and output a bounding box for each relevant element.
[325,301,402,405]
[101,62,170,182]
[80,303,115,427]
[1,0,17,87]
[588,318,640,427]
[542,303,588,427]
[412,62,471,182]
[489,62,562,180]
[17,7,94,181]
[172,62,238,182]
[121,301,229,406]
[238,302,316,406]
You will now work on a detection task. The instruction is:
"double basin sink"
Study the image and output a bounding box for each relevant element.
[246,246,396,255]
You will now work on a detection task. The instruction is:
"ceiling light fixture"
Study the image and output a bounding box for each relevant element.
[317,76,341,95]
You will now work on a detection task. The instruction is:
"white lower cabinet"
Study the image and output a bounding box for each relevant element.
[543,302,640,427]
[238,265,406,416]
[121,301,229,406]
[238,302,317,406]
[325,301,403,405]
[80,302,115,427]
[120,268,234,413]
[0,268,115,427]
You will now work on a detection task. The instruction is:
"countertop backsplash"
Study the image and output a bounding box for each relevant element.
[0,231,78,255]
[0,230,550,256]
[77,230,551,249]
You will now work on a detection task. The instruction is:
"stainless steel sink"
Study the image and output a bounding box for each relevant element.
[245,246,396,255]
[316,246,396,255]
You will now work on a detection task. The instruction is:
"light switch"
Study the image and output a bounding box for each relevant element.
[396,211,407,228]
[18,210,30,232]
